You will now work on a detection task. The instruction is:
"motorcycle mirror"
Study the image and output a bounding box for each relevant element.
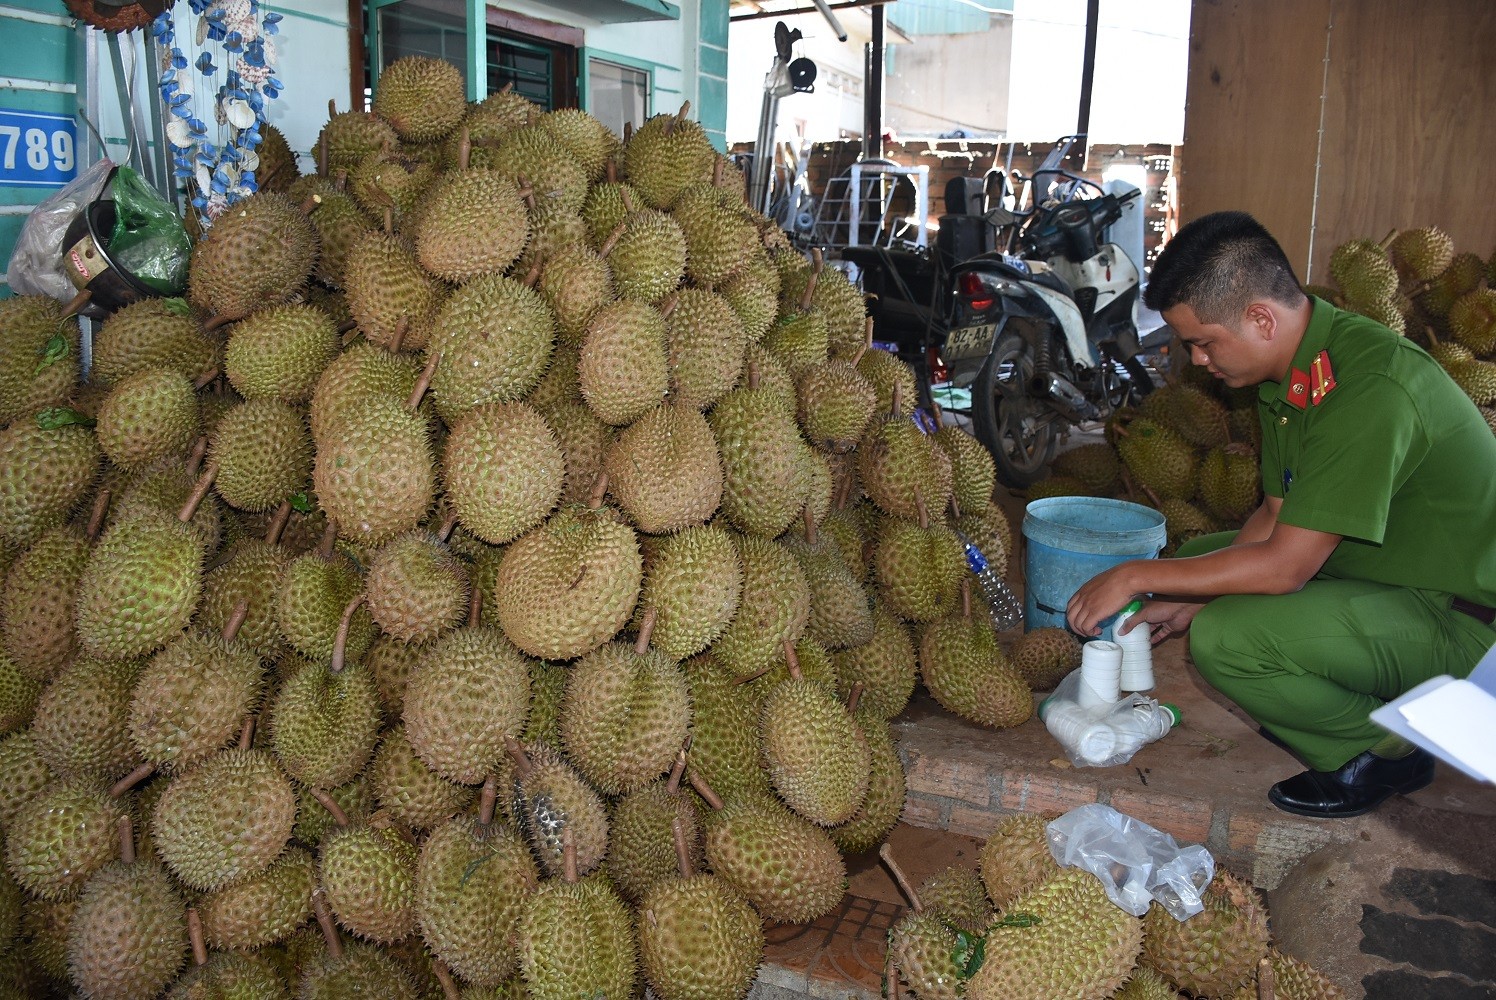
[788,57,818,93]
[774,22,803,62]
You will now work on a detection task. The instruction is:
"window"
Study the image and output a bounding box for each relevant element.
[589,60,649,139]
[486,13,579,111]
[377,0,467,84]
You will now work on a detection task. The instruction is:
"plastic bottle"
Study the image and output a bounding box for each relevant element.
[1106,699,1181,758]
[1114,601,1155,692]
[957,531,1024,630]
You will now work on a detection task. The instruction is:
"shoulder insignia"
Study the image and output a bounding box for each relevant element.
[1310,350,1337,406]
[1286,368,1310,410]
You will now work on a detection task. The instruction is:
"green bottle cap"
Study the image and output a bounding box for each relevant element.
[1122,600,1144,616]
[1161,703,1182,727]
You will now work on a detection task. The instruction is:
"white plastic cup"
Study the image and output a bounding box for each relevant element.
[1078,640,1123,708]
[1115,610,1155,692]
[1042,700,1119,763]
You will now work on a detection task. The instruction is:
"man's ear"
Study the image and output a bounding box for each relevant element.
[1243,301,1278,341]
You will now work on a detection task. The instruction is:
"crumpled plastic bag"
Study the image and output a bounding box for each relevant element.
[6,158,116,302]
[106,165,190,295]
[1046,803,1215,920]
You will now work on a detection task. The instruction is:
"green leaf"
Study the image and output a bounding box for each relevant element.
[35,407,95,430]
[161,297,192,316]
[990,911,1041,929]
[459,851,496,887]
[288,491,314,514]
[963,934,988,978]
[35,334,70,373]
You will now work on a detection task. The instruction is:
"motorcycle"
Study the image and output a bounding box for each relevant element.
[838,137,1161,488]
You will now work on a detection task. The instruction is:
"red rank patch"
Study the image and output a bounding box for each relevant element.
[1286,368,1310,409]
[1310,350,1337,405]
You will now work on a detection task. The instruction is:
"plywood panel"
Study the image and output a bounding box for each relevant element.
[1178,0,1331,278]
[1309,0,1496,281]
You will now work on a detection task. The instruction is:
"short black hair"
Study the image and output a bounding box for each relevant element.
[1144,211,1306,324]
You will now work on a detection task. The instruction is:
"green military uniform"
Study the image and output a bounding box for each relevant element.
[1177,297,1496,771]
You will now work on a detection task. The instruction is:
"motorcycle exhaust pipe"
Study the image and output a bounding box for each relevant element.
[1030,372,1100,421]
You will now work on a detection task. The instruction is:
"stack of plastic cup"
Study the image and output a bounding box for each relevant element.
[1040,700,1118,763]
[1077,640,1123,709]
[1115,602,1155,693]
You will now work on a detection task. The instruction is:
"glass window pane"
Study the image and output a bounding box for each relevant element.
[378,0,467,84]
[589,60,648,140]
[490,35,555,108]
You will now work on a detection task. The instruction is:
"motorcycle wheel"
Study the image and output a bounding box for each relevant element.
[973,331,1061,489]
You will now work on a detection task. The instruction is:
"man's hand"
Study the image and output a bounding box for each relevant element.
[1118,599,1205,645]
[1065,561,1143,637]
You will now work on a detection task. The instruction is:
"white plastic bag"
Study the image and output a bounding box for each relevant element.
[1046,803,1214,920]
[6,158,116,303]
[1039,667,1179,768]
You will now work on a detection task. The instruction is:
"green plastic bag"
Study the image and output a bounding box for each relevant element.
[108,166,191,295]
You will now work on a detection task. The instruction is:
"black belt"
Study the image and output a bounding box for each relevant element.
[1452,597,1496,625]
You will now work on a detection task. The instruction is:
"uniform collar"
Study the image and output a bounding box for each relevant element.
[1260,295,1334,410]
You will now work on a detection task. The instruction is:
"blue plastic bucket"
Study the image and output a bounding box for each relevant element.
[1021,496,1168,640]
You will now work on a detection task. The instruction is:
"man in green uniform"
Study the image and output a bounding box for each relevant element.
[1067,211,1496,818]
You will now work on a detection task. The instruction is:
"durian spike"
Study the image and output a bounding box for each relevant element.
[561,828,579,883]
[747,361,761,390]
[186,435,208,478]
[658,293,679,320]
[408,350,441,412]
[192,366,222,391]
[109,762,156,800]
[309,788,351,828]
[688,769,724,810]
[317,520,339,560]
[846,682,864,715]
[671,816,694,878]
[437,509,460,543]
[179,463,218,522]
[330,594,365,674]
[635,606,658,655]
[238,715,255,750]
[432,959,461,1000]
[187,909,208,966]
[587,472,610,509]
[599,221,627,259]
[1257,957,1276,1000]
[312,889,344,959]
[478,774,499,827]
[86,489,111,542]
[265,500,293,546]
[60,289,92,320]
[913,486,928,531]
[504,735,532,780]
[457,128,471,172]
[468,585,482,627]
[878,844,924,913]
[222,598,250,643]
[853,317,874,367]
[890,379,903,418]
[800,250,823,312]
[783,640,802,681]
[118,815,135,864]
[666,747,689,795]
[388,316,408,355]
[619,187,636,214]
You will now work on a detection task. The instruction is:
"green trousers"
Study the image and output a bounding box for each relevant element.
[1176,531,1495,771]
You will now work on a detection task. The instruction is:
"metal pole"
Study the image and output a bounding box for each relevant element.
[1076,0,1099,138]
[750,83,780,216]
[864,3,884,160]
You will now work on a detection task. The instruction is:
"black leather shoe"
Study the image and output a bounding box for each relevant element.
[1268,749,1435,818]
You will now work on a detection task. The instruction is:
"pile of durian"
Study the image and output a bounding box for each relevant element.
[884,814,1342,1000]
[0,58,1114,999]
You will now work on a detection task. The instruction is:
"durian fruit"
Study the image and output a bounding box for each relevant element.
[604,402,722,533]
[763,259,831,373]
[663,287,748,410]
[918,865,995,935]
[316,802,419,944]
[4,777,126,900]
[669,171,758,288]
[29,654,143,780]
[277,523,376,663]
[1009,627,1081,691]
[75,504,203,660]
[831,603,917,721]
[1198,444,1261,522]
[479,126,591,215]
[1228,949,1345,1000]
[196,845,316,951]
[1140,383,1229,449]
[710,365,806,537]
[224,304,342,405]
[1142,869,1271,997]
[90,298,218,391]
[427,274,556,424]
[1114,965,1179,1000]
[782,252,869,360]
[1160,498,1217,555]
[787,509,873,650]
[979,812,1062,908]
[209,399,315,513]
[623,104,718,210]
[269,649,382,790]
[168,928,290,1000]
[299,893,421,999]
[1052,442,1122,494]
[1449,358,1496,406]
[1,525,90,681]
[879,845,963,1000]
[315,108,399,175]
[94,366,201,472]
[858,390,952,521]
[1118,417,1197,501]
[580,173,642,246]
[827,707,904,854]
[374,56,465,143]
[416,781,539,987]
[307,188,377,288]
[966,868,1144,1000]
[0,731,54,830]
[712,535,810,681]
[344,231,447,354]
[1389,226,1455,282]
[604,770,703,905]
[682,654,773,804]
[21,894,77,984]
[152,747,297,892]
[873,492,965,622]
[1420,251,1486,319]
[637,817,764,1000]
[603,192,688,303]
[349,147,438,224]
[1450,287,1496,355]
[510,741,610,879]
[537,108,622,182]
[561,612,690,796]
[364,529,471,643]
[1347,295,1406,335]
[188,192,320,320]
[537,242,615,347]
[1328,238,1397,306]
[638,526,744,661]
[198,512,296,656]
[370,724,475,831]
[759,641,871,826]
[796,333,879,453]
[0,650,40,734]
[517,832,638,1000]
[415,162,531,283]
[0,295,80,424]
[700,782,846,923]
[309,339,419,441]
[0,414,100,549]
[857,344,919,416]
[721,249,783,344]
[65,818,186,1000]
[577,298,672,427]
[921,581,1034,729]
[494,478,642,661]
[294,774,375,849]
[1028,474,1092,500]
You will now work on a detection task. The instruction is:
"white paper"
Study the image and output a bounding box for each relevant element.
[1398,679,1496,782]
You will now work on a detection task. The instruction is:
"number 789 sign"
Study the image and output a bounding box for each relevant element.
[0,109,79,188]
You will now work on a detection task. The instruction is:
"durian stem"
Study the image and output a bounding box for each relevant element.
[504,735,532,780]
[389,316,408,355]
[1256,957,1276,1000]
[179,463,218,523]
[86,489,111,542]
[672,816,694,878]
[478,774,498,827]
[317,520,339,560]
[309,788,350,828]
[317,132,329,177]
[635,606,658,655]
[192,366,222,391]
[432,959,461,1000]
[913,487,928,531]
[1118,465,1140,503]
[949,494,961,520]
[712,156,724,188]
[437,509,460,543]
[658,294,679,320]
[458,129,471,172]
[747,361,761,391]
[834,468,853,511]
[327,98,337,117]
[619,187,636,214]
[330,594,365,674]
[887,953,900,1000]
[666,747,688,795]
[803,505,818,545]
[561,828,579,883]
[606,159,618,183]
[187,909,208,966]
[587,472,610,509]
[383,206,394,236]
[299,194,322,217]
[500,81,515,93]
[334,168,349,194]
[186,435,208,479]
[931,399,943,426]
[733,663,773,685]
[204,311,241,333]
[623,121,633,143]
[222,598,250,642]
[118,815,135,864]
[265,500,293,546]
[109,762,155,800]
[852,317,874,367]
[523,258,542,289]
[341,326,364,348]
[688,769,724,810]
[878,844,924,913]
[598,222,627,259]
[238,715,255,750]
[1378,228,1399,252]
[469,586,482,627]
[846,682,864,715]
[312,890,344,958]
[783,640,802,681]
[1139,480,1163,508]
[408,351,440,412]
[800,250,823,312]
[1425,324,1441,346]
[517,173,537,213]
[60,288,92,320]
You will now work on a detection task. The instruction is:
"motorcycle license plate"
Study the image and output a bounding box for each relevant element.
[946,323,996,360]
